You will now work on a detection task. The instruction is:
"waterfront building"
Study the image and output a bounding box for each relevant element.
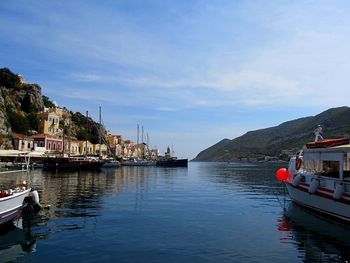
[63,139,80,156]
[123,140,134,158]
[32,133,63,153]
[78,140,94,155]
[93,143,108,158]
[130,143,149,159]
[107,134,126,158]
[12,133,34,151]
[37,111,61,136]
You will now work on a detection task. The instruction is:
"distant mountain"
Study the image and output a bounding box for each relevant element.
[193,106,350,162]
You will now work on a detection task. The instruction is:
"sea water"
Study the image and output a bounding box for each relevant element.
[1,162,350,262]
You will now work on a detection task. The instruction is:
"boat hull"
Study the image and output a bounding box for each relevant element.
[0,189,31,226]
[156,159,188,167]
[102,161,121,168]
[43,158,105,171]
[285,182,350,221]
[121,160,155,166]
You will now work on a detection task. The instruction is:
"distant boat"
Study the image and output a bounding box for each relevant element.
[156,145,188,167]
[42,157,106,171]
[156,157,188,167]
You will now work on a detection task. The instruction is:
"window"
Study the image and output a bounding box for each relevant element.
[48,143,51,150]
[53,143,56,150]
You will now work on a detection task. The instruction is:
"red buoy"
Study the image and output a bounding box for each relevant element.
[276,168,289,181]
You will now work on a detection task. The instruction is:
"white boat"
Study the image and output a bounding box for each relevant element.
[102,159,121,168]
[0,188,31,226]
[281,138,350,221]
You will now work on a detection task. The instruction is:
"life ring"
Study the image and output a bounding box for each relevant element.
[295,158,302,170]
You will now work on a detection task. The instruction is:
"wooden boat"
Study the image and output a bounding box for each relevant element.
[280,139,350,221]
[0,188,31,226]
[42,157,106,171]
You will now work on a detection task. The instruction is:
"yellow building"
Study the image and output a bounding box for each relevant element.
[78,140,94,155]
[107,134,125,157]
[63,140,81,156]
[38,111,60,136]
[93,144,108,158]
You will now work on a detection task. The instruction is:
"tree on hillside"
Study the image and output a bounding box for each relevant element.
[42,95,56,108]
[0,68,22,90]
[7,109,30,134]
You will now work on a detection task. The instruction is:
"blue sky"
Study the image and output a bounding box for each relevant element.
[1,0,350,158]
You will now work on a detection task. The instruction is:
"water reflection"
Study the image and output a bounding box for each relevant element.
[0,220,36,262]
[278,203,350,262]
[7,163,350,262]
[196,162,286,196]
[31,166,185,218]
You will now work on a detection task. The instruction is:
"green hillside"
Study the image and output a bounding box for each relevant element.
[193,106,350,162]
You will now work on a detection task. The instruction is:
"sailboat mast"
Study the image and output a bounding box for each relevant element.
[142,126,144,143]
[68,118,71,158]
[99,106,101,160]
[86,110,88,157]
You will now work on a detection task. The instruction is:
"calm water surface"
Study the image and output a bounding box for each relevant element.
[1,162,350,262]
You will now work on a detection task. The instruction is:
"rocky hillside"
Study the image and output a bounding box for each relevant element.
[0,68,103,149]
[193,106,350,162]
[0,68,44,135]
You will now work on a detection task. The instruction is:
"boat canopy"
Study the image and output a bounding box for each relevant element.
[302,146,350,180]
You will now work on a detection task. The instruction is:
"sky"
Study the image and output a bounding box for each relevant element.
[1,0,350,159]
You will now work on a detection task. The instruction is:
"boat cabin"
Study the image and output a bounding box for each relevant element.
[300,145,350,180]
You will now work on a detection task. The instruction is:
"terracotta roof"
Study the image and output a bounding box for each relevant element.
[31,133,52,138]
[12,133,32,139]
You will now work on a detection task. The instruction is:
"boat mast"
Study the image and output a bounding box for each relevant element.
[99,106,102,160]
[68,118,71,158]
[142,126,144,143]
[86,110,88,158]
[137,124,139,144]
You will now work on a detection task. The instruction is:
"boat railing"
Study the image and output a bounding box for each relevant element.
[303,174,350,193]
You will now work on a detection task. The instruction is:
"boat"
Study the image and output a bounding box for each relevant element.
[278,203,350,262]
[42,157,106,171]
[278,137,350,221]
[121,158,155,166]
[156,157,188,167]
[156,146,188,167]
[102,159,121,168]
[0,187,31,227]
